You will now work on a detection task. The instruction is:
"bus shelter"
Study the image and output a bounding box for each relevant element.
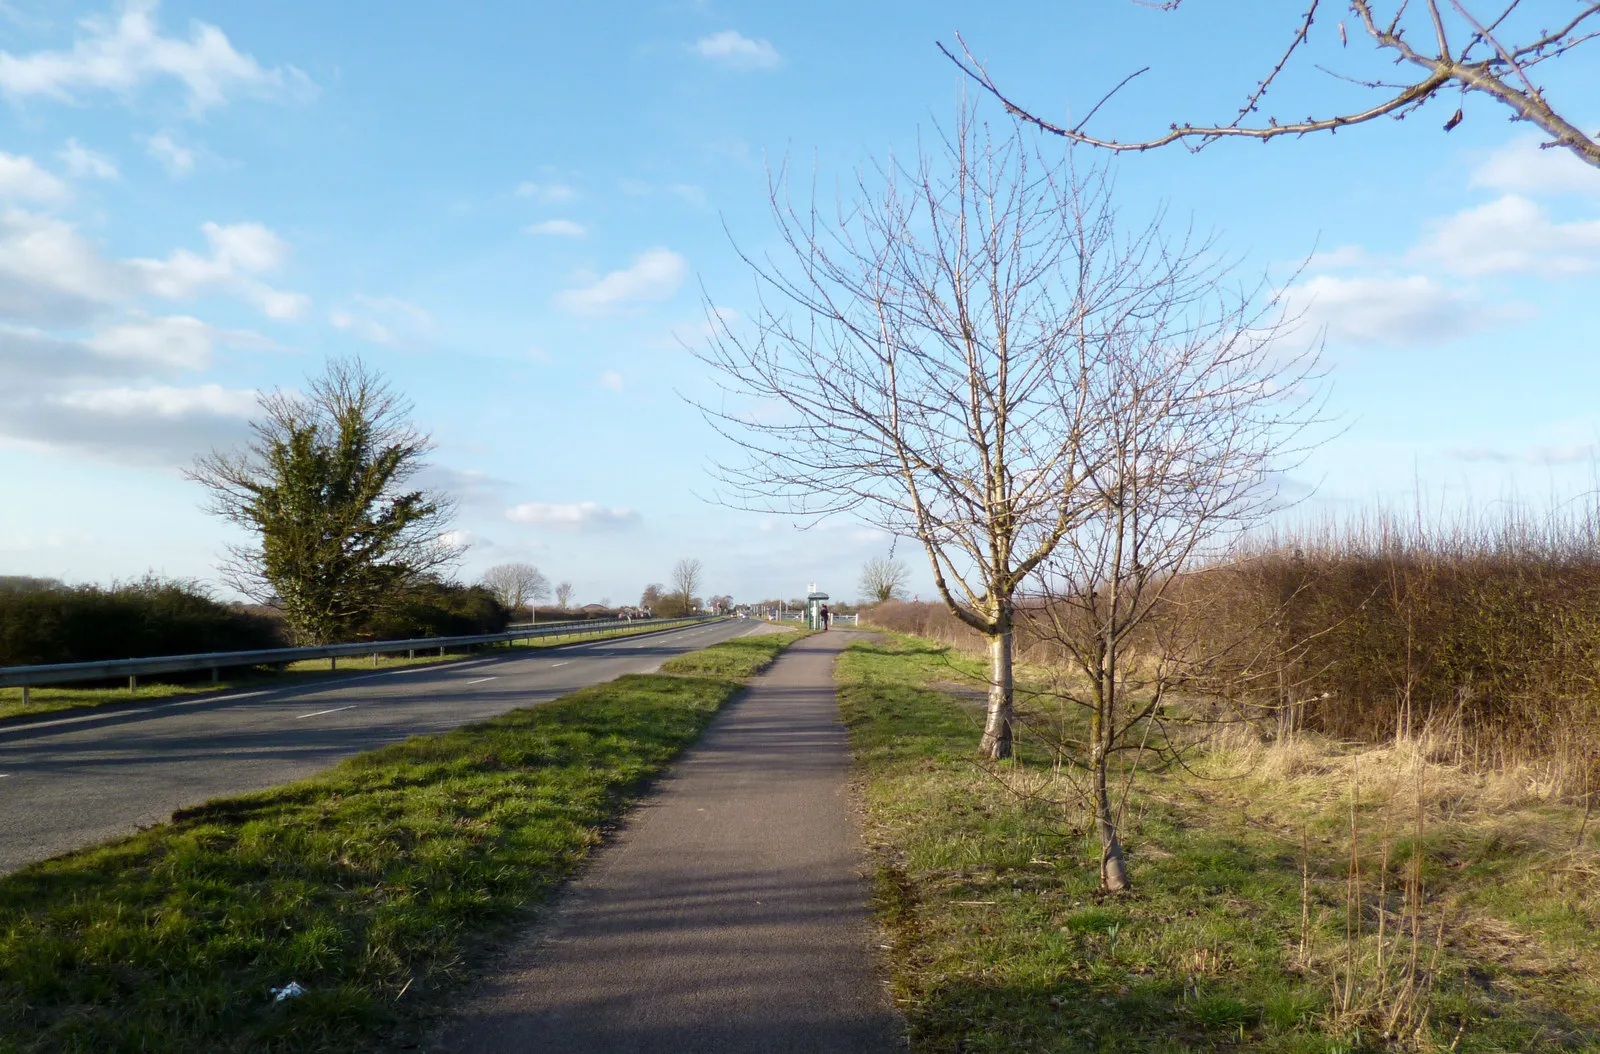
[805,589,829,630]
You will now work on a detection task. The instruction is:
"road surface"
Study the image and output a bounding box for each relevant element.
[0,618,760,874]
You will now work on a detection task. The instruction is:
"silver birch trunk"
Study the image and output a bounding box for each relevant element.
[979,627,1014,760]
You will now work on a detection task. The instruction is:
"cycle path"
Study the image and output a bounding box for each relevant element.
[434,629,903,1053]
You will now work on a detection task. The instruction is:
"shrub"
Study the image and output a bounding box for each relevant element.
[359,580,510,640]
[864,503,1600,792]
[1175,508,1600,790]
[0,577,284,667]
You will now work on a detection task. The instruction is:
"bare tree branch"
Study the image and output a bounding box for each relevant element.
[943,3,1600,167]
[693,102,1319,761]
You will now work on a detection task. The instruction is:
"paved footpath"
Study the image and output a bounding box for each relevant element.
[433,630,904,1054]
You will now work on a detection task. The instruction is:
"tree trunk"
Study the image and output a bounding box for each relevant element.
[1093,751,1131,892]
[979,627,1014,760]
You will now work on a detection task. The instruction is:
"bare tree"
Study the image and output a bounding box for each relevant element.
[1022,284,1322,891]
[945,3,1600,168]
[672,558,703,616]
[696,104,1304,759]
[188,358,456,644]
[480,563,550,621]
[554,581,574,610]
[860,556,912,604]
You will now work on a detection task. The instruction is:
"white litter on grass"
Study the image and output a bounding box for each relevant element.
[272,981,306,1002]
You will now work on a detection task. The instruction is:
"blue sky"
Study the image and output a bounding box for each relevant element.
[0,1,1597,607]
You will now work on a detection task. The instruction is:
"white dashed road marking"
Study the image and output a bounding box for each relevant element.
[295,705,357,720]
[466,677,497,685]
[550,662,570,668]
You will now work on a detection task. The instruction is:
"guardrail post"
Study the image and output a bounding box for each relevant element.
[372,651,379,667]
[438,645,445,657]
[128,674,137,692]
[20,686,28,706]
[330,656,337,672]
[408,648,415,659]
[211,667,220,684]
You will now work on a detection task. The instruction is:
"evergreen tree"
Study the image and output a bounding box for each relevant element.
[188,358,455,644]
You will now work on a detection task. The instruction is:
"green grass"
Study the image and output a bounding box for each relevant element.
[0,619,706,723]
[0,627,787,1053]
[658,627,807,679]
[840,634,1600,1054]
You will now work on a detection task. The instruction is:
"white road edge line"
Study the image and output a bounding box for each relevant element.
[465,677,496,685]
[295,705,358,720]
[550,662,570,667]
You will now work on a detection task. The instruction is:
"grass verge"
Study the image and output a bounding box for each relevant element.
[658,626,808,679]
[0,627,781,1052]
[0,619,707,723]
[840,634,1600,1053]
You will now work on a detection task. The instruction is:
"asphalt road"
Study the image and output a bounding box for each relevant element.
[0,618,760,875]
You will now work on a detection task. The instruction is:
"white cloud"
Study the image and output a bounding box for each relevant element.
[0,313,266,396]
[206,221,289,272]
[1410,194,1600,276]
[554,247,687,315]
[1285,273,1526,345]
[0,325,138,387]
[438,530,479,552]
[56,382,257,419]
[0,211,308,326]
[413,465,510,508]
[328,294,433,348]
[132,220,309,319]
[514,181,575,203]
[668,183,708,207]
[1471,136,1600,198]
[599,369,623,391]
[0,382,259,465]
[0,0,309,113]
[525,219,586,238]
[82,313,270,371]
[1305,244,1370,270]
[0,208,131,325]
[58,138,118,179]
[657,304,738,349]
[86,314,216,370]
[506,501,641,531]
[693,29,781,71]
[143,131,194,176]
[0,152,68,201]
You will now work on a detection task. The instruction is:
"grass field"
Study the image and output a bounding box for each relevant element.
[0,627,787,1053]
[0,618,705,723]
[839,635,1600,1053]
